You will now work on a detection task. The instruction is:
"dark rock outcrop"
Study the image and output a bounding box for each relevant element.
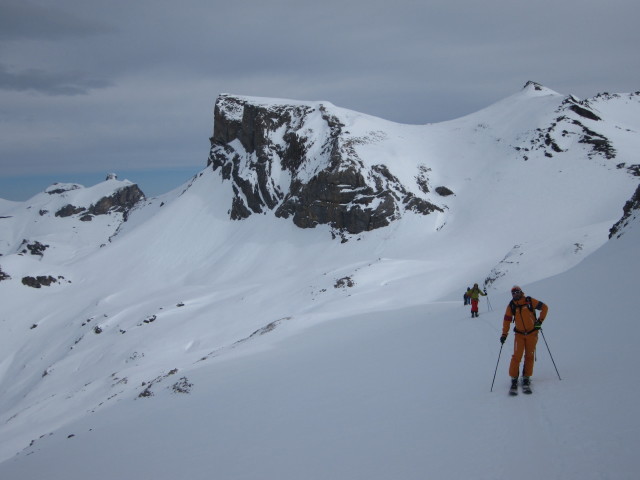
[55,205,86,218]
[21,275,58,288]
[20,240,49,257]
[54,185,145,221]
[0,266,10,281]
[609,184,640,238]
[435,186,455,197]
[208,95,442,235]
[46,183,82,195]
[90,185,145,216]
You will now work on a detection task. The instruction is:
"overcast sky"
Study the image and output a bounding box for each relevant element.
[1,0,638,201]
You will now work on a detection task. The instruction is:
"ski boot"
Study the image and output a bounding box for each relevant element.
[522,377,532,394]
[509,377,518,396]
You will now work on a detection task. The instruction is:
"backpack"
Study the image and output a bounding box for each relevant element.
[509,296,537,320]
[509,296,541,335]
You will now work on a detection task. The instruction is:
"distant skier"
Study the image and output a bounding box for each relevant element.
[500,285,549,395]
[467,283,486,317]
[463,287,471,305]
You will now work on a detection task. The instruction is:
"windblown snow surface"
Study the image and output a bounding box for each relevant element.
[0,84,638,479]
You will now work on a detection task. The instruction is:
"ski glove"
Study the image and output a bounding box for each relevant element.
[500,335,507,344]
[534,320,542,330]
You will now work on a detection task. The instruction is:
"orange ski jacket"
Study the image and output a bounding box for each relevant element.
[502,296,548,336]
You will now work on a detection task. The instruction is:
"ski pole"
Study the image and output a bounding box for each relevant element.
[540,329,562,380]
[490,343,504,392]
[486,295,493,312]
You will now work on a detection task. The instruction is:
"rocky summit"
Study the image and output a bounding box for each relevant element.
[208,95,443,236]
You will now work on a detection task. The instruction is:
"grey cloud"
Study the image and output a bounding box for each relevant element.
[0,0,116,94]
[0,0,115,41]
[0,64,112,95]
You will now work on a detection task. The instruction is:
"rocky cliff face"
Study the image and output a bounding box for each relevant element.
[609,183,640,238]
[208,95,442,236]
[53,183,145,222]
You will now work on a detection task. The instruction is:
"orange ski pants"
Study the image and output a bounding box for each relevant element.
[509,331,538,378]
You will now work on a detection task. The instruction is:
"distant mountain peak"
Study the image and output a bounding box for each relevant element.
[523,80,544,90]
[0,178,145,260]
[522,80,560,96]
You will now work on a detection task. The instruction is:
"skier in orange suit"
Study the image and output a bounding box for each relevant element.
[500,285,548,394]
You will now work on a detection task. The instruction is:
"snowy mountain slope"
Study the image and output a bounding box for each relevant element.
[0,82,639,477]
[0,189,638,480]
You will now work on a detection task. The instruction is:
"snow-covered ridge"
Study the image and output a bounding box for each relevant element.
[0,177,145,263]
[209,83,639,238]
